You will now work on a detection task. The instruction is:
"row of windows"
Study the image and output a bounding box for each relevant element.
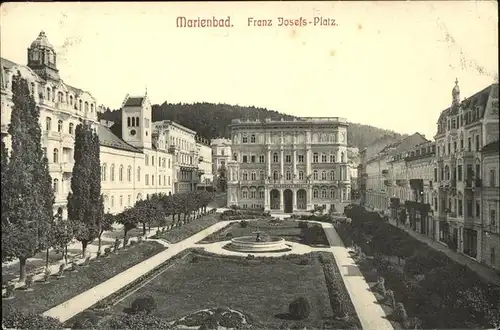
[436,134,481,156]
[170,136,195,152]
[45,117,76,134]
[239,188,338,199]
[145,174,171,186]
[240,169,346,181]
[41,86,95,113]
[236,152,346,163]
[145,155,171,168]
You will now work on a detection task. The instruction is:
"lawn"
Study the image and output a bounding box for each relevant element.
[200,219,330,246]
[152,214,220,244]
[100,251,336,329]
[1,241,166,315]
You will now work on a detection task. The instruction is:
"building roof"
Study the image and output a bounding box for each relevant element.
[30,31,54,50]
[124,97,144,107]
[437,83,496,122]
[98,124,141,153]
[481,140,500,154]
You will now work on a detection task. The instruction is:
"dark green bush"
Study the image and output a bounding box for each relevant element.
[2,311,63,329]
[297,221,308,229]
[240,220,248,228]
[288,297,311,320]
[129,295,157,315]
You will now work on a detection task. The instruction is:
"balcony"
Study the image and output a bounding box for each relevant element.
[45,131,62,140]
[61,162,73,173]
[55,102,74,115]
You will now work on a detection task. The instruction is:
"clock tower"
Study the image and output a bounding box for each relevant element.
[121,92,152,149]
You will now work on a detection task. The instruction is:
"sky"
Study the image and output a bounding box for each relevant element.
[1,1,498,139]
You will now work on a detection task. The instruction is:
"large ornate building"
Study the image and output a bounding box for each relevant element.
[1,31,207,217]
[226,117,351,213]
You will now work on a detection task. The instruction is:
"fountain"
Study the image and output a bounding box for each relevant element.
[228,228,290,253]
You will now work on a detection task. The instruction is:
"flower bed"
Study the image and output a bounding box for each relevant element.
[339,204,500,329]
[151,213,219,243]
[2,241,166,315]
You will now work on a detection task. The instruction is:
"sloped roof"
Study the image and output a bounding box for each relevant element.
[98,124,141,153]
[124,97,144,107]
[438,84,496,122]
[481,140,500,154]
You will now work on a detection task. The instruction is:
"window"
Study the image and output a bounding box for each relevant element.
[313,170,318,180]
[242,171,248,181]
[321,154,327,163]
[152,175,155,185]
[101,164,107,181]
[79,99,83,111]
[321,170,327,180]
[259,171,265,180]
[221,149,225,156]
[475,135,480,151]
[313,153,319,163]
[251,155,256,163]
[46,117,52,131]
[313,189,319,198]
[329,170,335,181]
[259,189,265,199]
[476,200,480,218]
[118,165,123,181]
[330,188,335,199]
[285,171,291,180]
[251,172,256,180]
[341,152,345,162]
[273,171,279,181]
[273,153,279,163]
[457,165,462,181]
[453,141,457,152]
[53,148,59,163]
[321,189,327,199]
[476,164,481,179]
[85,101,89,112]
[145,155,149,166]
[69,123,74,134]
[434,168,438,182]
[110,164,115,181]
[242,190,248,199]
[460,138,464,150]
[242,155,248,163]
[152,156,155,166]
[329,154,335,163]
[259,155,265,163]
[285,155,291,163]
[250,189,256,199]
[490,209,497,226]
[145,174,149,185]
[242,135,248,143]
[298,155,304,163]
[458,199,463,216]
[490,169,496,187]
[250,134,256,143]
[467,137,472,151]
[127,166,132,181]
[137,167,141,181]
[299,171,304,180]
[233,153,238,161]
[53,179,59,193]
[119,195,123,207]
[56,120,63,132]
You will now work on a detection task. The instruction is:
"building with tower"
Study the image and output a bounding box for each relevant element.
[1,31,207,217]
[226,117,351,213]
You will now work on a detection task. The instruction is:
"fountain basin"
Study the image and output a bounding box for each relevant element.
[228,236,289,253]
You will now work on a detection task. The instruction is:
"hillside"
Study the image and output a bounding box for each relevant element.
[98,102,405,150]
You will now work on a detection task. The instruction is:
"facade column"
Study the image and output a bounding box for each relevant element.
[267,148,271,178]
[434,217,440,241]
[306,147,312,176]
[264,186,270,211]
[279,188,284,212]
[292,189,297,211]
[280,148,284,180]
[477,229,482,261]
[307,185,313,210]
[292,149,297,180]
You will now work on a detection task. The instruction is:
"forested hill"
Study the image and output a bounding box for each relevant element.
[98,102,405,150]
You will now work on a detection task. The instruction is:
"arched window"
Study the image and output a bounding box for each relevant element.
[101,164,107,181]
[119,195,123,207]
[321,188,327,199]
[313,170,318,180]
[145,174,149,185]
[69,95,73,105]
[286,171,291,180]
[137,167,141,181]
[46,87,51,100]
[341,152,345,163]
[46,117,52,131]
[321,154,327,163]
[299,171,304,180]
[110,164,115,182]
[251,171,256,181]
[119,165,124,181]
[329,154,335,163]
[53,148,59,163]
[127,117,131,127]
[233,153,238,161]
[111,196,115,208]
[242,189,248,199]
[313,189,319,198]
[329,170,335,181]
[127,166,132,181]
[84,101,89,112]
[91,104,94,112]
[321,170,327,181]
[53,178,59,193]
[69,123,74,134]
[57,120,63,132]
[273,171,279,181]
[79,99,82,111]
[242,171,248,181]
[259,188,265,199]
[330,188,336,199]
[250,188,256,199]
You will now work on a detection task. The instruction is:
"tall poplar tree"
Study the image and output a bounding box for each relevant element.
[67,122,101,256]
[1,138,12,262]
[3,72,53,281]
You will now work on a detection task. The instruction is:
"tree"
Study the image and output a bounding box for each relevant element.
[2,72,53,281]
[68,122,101,257]
[52,214,75,264]
[217,165,227,192]
[116,208,139,243]
[97,210,115,254]
[1,137,12,263]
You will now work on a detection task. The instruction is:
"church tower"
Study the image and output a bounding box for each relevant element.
[121,91,152,149]
[27,31,60,81]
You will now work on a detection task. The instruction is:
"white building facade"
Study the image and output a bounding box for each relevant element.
[227,117,351,213]
[196,138,214,188]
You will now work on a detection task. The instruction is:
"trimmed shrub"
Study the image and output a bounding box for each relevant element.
[239,220,248,228]
[297,221,308,229]
[2,311,63,329]
[129,296,157,315]
[288,297,311,320]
